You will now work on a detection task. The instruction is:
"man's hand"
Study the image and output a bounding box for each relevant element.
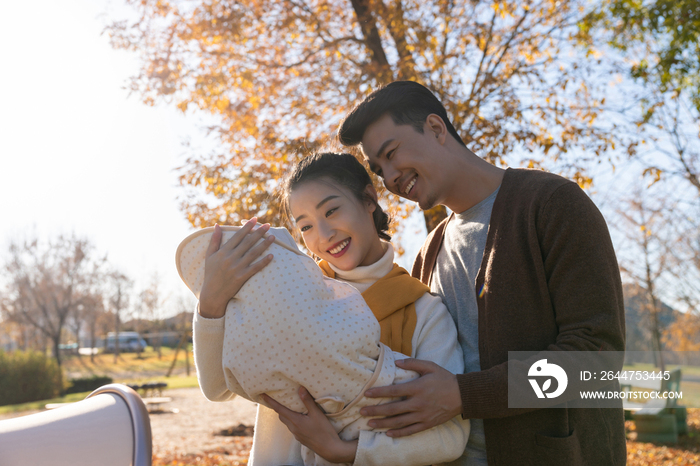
[198,218,275,319]
[360,358,462,438]
[261,387,358,464]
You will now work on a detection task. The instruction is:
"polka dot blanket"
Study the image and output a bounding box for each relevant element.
[176,226,417,466]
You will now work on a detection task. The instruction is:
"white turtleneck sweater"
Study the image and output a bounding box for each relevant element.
[193,243,469,466]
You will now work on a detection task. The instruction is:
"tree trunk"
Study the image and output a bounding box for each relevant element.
[376,0,417,80]
[52,338,62,368]
[136,320,143,359]
[72,321,82,360]
[349,0,393,82]
[166,332,188,377]
[114,313,121,365]
[648,291,666,372]
[644,242,666,371]
[52,337,64,392]
[185,340,190,376]
[90,321,96,363]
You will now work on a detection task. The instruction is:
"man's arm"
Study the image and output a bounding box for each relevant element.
[360,358,462,436]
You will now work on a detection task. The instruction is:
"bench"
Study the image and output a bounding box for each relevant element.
[127,382,168,398]
[622,368,686,443]
[141,396,175,413]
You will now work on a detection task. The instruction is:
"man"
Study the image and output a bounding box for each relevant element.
[337,80,626,465]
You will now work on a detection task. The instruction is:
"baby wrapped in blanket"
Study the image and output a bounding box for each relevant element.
[176,225,419,466]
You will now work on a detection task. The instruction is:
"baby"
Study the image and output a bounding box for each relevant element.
[177,225,426,466]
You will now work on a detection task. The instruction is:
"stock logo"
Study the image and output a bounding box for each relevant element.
[528,359,568,399]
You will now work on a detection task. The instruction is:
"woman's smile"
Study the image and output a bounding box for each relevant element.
[328,238,351,257]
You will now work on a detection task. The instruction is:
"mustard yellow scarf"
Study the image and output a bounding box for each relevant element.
[318,260,429,356]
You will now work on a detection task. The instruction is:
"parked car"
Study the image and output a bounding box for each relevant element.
[58,343,79,355]
[104,332,148,353]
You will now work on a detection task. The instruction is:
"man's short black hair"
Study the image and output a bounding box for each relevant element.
[337,81,465,148]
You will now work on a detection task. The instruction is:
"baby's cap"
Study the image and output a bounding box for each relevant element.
[175,225,302,299]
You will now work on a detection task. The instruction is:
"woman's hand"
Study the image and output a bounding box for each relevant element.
[198,219,276,319]
[262,387,358,464]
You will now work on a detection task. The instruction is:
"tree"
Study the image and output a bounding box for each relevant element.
[79,292,108,363]
[663,312,700,353]
[580,0,700,347]
[106,0,615,236]
[615,188,680,370]
[166,293,195,377]
[668,203,700,309]
[655,202,700,361]
[107,269,133,364]
[581,0,700,194]
[139,272,165,359]
[0,235,103,384]
[67,262,107,363]
[584,0,700,107]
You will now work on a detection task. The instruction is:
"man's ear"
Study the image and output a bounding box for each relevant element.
[364,184,378,213]
[426,114,447,145]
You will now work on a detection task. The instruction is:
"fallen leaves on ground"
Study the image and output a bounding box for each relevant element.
[152,453,247,466]
[153,437,252,466]
[152,409,700,465]
[627,408,700,465]
[217,423,254,437]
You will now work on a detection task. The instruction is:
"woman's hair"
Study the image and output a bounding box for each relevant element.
[280,152,391,241]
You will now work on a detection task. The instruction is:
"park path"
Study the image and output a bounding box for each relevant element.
[149,387,257,458]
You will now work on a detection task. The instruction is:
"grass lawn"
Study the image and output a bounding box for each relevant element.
[63,346,194,378]
[0,392,92,415]
[0,346,199,415]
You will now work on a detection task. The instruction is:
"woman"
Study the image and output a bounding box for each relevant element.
[192,152,468,465]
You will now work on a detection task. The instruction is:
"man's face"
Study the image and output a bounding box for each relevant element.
[360,113,443,210]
